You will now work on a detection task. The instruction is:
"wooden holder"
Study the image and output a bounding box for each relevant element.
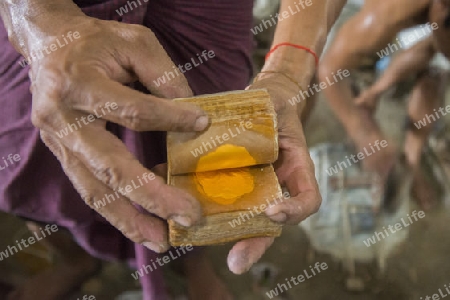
[167,90,282,246]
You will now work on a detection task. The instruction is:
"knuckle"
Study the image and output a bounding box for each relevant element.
[311,193,322,214]
[119,103,146,130]
[113,217,146,244]
[141,200,159,215]
[126,24,155,44]
[31,109,46,128]
[65,61,92,85]
[142,182,166,215]
[124,228,146,244]
[77,186,101,209]
[311,203,320,215]
[31,103,58,128]
[125,215,148,244]
[35,68,66,97]
[31,70,66,129]
[94,164,123,188]
[82,193,97,208]
[82,192,147,244]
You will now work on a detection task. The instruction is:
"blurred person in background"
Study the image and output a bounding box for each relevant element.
[319,0,450,209]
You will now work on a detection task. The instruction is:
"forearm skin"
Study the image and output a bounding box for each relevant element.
[0,0,85,58]
[262,0,347,113]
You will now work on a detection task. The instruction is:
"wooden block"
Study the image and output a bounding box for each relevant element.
[166,90,282,246]
[167,89,278,175]
[168,164,283,246]
[169,165,282,216]
[168,211,282,247]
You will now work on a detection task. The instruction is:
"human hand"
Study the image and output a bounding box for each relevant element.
[30,16,209,253]
[226,72,321,274]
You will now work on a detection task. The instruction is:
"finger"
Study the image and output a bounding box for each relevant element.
[53,119,202,227]
[227,237,275,275]
[268,166,321,225]
[120,26,194,99]
[267,146,322,225]
[266,187,321,224]
[40,131,170,252]
[32,88,203,228]
[69,72,208,132]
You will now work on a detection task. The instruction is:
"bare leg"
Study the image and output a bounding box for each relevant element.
[430,0,450,59]
[318,8,403,179]
[319,0,431,179]
[7,222,101,300]
[338,33,439,208]
[405,69,446,209]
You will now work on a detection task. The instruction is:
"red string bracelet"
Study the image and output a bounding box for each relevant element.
[265,42,319,67]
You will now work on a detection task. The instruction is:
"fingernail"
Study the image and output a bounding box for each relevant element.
[173,215,192,227]
[269,212,287,223]
[194,115,209,131]
[143,242,165,253]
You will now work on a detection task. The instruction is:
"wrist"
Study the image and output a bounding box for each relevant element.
[254,70,307,115]
[1,0,86,57]
[262,46,316,91]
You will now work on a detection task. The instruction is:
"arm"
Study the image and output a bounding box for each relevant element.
[0,0,84,58]
[0,0,208,252]
[230,0,347,274]
[261,0,348,114]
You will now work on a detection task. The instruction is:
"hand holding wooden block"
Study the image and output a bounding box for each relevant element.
[167,89,283,246]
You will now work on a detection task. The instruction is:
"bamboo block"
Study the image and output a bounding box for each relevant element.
[167,89,278,175]
[169,165,281,215]
[168,211,282,247]
[167,90,283,246]
[168,164,282,246]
